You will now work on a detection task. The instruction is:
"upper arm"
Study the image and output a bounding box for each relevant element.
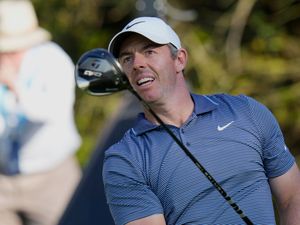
[269,162,300,209]
[126,214,166,225]
[103,142,164,225]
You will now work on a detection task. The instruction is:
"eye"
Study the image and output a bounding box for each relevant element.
[119,55,132,65]
[144,49,156,57]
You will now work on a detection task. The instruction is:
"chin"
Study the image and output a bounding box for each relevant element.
[142,95,160,105]
[136,88,161,103]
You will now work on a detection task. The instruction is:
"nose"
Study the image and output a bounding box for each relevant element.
[132,52,146,70]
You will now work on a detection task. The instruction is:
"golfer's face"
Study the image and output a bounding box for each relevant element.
[118,34,178,104]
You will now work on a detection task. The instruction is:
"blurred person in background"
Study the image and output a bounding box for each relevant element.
[0,0,81,225]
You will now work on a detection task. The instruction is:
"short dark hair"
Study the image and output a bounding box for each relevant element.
[167,44,178,59]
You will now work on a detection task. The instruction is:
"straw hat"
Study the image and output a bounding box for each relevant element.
[0,0,51,52]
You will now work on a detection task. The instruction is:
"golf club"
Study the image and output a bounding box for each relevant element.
[75,48,254,225]
[75,48,129,95]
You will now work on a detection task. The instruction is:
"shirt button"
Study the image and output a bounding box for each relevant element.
[186,142,191,146]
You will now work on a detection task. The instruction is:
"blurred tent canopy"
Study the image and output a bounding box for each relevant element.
[31,0,300,163]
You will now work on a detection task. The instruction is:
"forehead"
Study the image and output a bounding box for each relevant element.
[119,34,155,53]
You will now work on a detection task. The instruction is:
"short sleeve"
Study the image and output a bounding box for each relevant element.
[245,96,295,178]
[102,141,163,225]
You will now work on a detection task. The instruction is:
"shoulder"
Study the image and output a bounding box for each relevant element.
[103,129,146,181]
[104,128,140,158]
[202,93,262,111]
[207,93,270,111]
[206,93,282,137]
[31,41,67,54]
[27,42,73,65]
[200,93,275,127]
[205,93,254,105]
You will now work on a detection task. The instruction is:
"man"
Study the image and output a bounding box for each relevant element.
[0,1,81,225]
[102,17,300,225]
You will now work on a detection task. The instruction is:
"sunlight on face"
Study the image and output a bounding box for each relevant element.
[118,34,179,104]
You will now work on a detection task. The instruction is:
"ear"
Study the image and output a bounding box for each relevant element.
[175,48,188,73]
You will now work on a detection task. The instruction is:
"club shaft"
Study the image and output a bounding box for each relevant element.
[130,89,254,225]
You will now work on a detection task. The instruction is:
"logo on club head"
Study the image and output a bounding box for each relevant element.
[79,57,107,78]
[83,70,103,77]
[91,61,100,69]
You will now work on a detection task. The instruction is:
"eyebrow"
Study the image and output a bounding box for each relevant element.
[118,43,163,59]
[118,51,130,59]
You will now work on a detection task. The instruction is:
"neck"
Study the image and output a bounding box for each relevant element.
[143,89,194,128]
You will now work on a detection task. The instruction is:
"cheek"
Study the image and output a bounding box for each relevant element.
[156,58,176,76]
[123,70,135,85]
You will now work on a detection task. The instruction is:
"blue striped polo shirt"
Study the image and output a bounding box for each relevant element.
[103,93,295,225]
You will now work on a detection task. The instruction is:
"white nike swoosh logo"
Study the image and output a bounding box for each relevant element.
[217,121,234,131]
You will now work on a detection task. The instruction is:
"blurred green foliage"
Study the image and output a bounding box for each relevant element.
[31,0,300,166]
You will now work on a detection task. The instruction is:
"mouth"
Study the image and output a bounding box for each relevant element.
[136,77,155,87]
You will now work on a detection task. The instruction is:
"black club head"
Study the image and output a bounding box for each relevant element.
[75,48,130,96]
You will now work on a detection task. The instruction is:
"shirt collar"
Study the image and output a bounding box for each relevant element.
[192,93,219,115]
[132,93,218,135]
